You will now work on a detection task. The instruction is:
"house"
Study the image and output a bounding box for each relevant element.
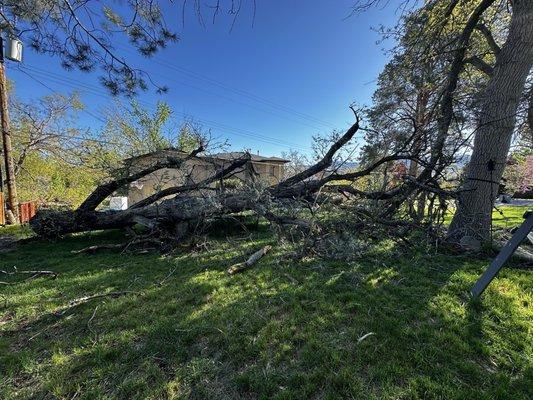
[125,149,289,206]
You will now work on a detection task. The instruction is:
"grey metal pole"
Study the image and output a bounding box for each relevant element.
[471,210,533,298]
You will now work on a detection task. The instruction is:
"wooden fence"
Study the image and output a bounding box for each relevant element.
[19,201,37,224]
[0,196,37,225]
[0,192,4,225]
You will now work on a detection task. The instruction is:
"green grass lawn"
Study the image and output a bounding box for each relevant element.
[491,205,531,228]
[0,209,531,399]
[442,204,530,228]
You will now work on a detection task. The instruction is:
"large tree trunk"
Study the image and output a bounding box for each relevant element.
[30,194,254,237]
[408,88,430,221]
[448,0,533,243]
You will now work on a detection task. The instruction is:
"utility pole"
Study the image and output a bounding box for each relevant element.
[0,35,19,223]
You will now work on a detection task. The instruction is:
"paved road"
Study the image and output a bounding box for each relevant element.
[495,198,533,207]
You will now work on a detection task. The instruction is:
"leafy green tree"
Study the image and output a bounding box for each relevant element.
[99,100,173,161]
[9,89,104,206]
[359,0,532,238]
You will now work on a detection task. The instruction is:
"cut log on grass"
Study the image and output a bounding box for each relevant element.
[227,245,272,275]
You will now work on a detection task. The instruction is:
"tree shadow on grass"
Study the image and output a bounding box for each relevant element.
[1,232,531,399]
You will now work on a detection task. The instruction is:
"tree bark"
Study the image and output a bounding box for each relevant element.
[408,88,430,221]
[448,0,533,243]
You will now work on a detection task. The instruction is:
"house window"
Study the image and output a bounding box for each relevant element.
[269,165,276,176]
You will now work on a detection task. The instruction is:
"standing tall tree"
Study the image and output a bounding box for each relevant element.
[356,0,532,243]
[448,0,533,242]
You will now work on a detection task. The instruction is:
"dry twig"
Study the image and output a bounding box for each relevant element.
[227,245,272,275]
[0,269,58,280]
[55,291,137,315]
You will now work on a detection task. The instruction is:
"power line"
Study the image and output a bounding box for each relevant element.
[14,68,118,145]
[149,70,327,132]
[115,44,337,130]
[17,67,108,124]
[19,64,314,152]
[22,64,312,150]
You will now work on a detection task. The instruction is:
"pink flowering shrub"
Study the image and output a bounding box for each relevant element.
[503,154,533,194]
[520,155,533,192]
[390,161,408,183]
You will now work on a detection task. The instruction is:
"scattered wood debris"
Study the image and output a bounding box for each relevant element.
[1,268,58,281]
[227,245,272,275]
[71,237,163,254]
[55,291,137,315]
[357,332,375,343]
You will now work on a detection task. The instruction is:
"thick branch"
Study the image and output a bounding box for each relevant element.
[326,185,403,200]
[129,152,250,209]
[227,246,272,275]
[278,112,360,188]
[263,211,314,231]
[465,55,493,76]
[77,146,203,212]
[325,154,413,183]
[476,23,501,56]
[422,0,495,179]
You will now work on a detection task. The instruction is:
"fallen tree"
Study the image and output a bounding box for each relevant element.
[30,110,437,241]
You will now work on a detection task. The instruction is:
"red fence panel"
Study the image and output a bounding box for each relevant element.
[19,201,38,224]
[0,193,5,225]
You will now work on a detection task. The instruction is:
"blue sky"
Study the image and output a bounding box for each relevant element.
[8,1,401,157]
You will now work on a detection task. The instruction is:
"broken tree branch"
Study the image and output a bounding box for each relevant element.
[476,23,501,57]
[129,152,251,209]
[227,245,272,275]
[0,269,58,279]
[78,145,204,212]
[277,111,360,188]
[71,237,164,254]
[55,291,137,315]
[465,55,493,76]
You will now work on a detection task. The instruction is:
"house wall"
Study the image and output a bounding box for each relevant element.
[126,156,286,206]
[251,162,284,185]
[127,156,216,206]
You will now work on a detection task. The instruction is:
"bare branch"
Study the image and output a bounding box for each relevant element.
[129,152,251,209]
[278,113,360,188]
[476,23,501,56]
[78,146,204,212]
[465,55,494,76]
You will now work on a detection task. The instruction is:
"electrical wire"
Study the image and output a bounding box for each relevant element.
[18,64,314,152]
[14,68,119,145]
[23,64,312,150]
[115,44,337,130]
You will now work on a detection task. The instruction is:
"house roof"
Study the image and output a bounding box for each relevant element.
[211,152,289,164]
[124,149,289,164]
[123,148,187,163]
